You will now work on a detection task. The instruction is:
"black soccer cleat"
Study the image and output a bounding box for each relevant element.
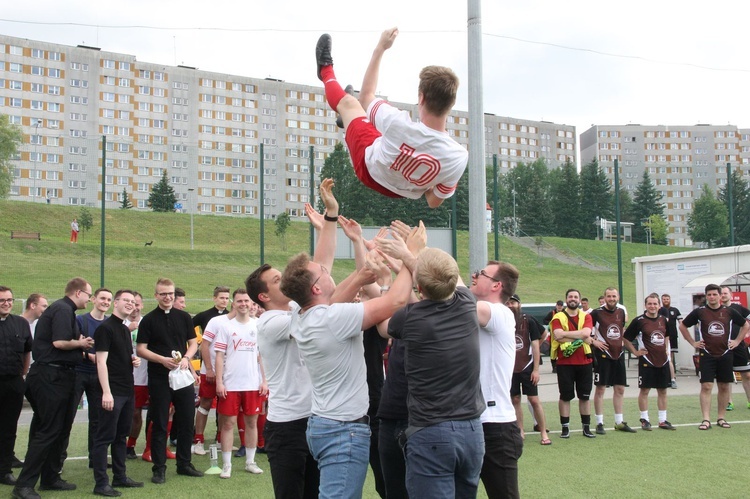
[316,34,333,81]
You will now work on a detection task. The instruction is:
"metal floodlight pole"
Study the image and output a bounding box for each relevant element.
[260,143,265,265]
[100,135,106,287]
[467,0,487,274]
[309,146,315,255]
[493,154,499,260]
[188,188,195,250]
[727,162,734,246]
[32,121,41,202]
[614,159,624,302]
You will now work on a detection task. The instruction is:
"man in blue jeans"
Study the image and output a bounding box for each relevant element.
[387,248,486,498]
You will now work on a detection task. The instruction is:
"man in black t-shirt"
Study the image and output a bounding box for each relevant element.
[92,290,144,496]
[679,284,748,429]
[721,286,750,411]
[658,293,682,388]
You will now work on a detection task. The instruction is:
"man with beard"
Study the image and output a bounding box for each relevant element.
[550,289,596,439]
[679,284,748,429]
[591,287,636,434]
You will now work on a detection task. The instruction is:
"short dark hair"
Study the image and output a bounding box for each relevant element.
[645,293,660,305]
[246,264,272,309]
[93,288,112,298]
[565,289,580,299]
[214,286,230,297]
[233,288,248,299]
[418,66,459,116]
[65,277,89,296]
[487,260,519,303]
[174,287,186,298]
[280,253,314,308]
[0,286,12,295]
[114,289,136,300]
[25,293,45,310]
[705,284,721,294]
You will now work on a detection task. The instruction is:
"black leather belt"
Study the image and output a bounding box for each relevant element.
[42,363,76,371]
[348,415,370,425]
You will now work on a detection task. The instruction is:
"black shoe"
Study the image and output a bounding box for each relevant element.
[125,447,137,460]
[335,85,356,128]
[11,486,40,499]
[11,456,23,468]
[234,446,246,458]
[1,473,17,486]
[39,478,76,491]
[256,446,267,454]
[93,485,122,497]
[151,470,165,485]
[582,425,596,438]
[112,477,144,488]
[316,34,333,80]
[560,426,570,438]
[176,463,204,477]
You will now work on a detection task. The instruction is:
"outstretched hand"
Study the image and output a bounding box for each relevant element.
[319,178,339,216]
[406,221,427,256]
[379,27,399,51]
[339,216,362,242]
[305,203,324,231]
[364,227,388,251]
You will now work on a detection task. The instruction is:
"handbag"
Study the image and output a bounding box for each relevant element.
[168,367,195,391]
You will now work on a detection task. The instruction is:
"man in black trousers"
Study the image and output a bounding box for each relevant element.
[13,278,95,499]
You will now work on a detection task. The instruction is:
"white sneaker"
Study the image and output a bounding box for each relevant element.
[220,463,232,479]
[192,442,206,455]
[245,462,263,474]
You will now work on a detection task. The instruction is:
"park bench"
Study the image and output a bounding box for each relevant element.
[10,231,41,240]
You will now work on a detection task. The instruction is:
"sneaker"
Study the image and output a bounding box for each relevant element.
[615,422,637,433]
[727,402,734,411]
[335,85,355,128]
[244,462,263,474]
[640,418,652,431]
[315,34,333,81]
[234,446,246,458]
[560,426,570,439]
[192,442,206,456]
[658,420,676,430]
[670,379,678,389]
[125,447,137,460]
[582,425,596,438]
[220,463,232,479]
[595,423,606,435]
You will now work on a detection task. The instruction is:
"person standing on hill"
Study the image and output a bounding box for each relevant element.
[70,218,79,243]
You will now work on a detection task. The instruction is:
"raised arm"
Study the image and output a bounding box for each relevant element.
[359,27,399,111]
[313,178,338,271]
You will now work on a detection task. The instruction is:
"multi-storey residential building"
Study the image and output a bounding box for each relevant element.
[2,34,576,220]
[581,124,750,247]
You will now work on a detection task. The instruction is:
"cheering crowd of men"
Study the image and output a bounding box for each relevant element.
[2,179,750,499]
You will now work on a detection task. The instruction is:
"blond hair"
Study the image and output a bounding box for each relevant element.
[415,248,458,301]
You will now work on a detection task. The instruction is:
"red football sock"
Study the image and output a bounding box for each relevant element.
[320,66,347,111]
[127,437,137,448]
[194,433,204,444]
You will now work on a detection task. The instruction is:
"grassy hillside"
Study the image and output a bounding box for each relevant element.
[0,199,690,314]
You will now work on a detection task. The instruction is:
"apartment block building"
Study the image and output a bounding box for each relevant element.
[581,124,750,247]
[1,34,576,220]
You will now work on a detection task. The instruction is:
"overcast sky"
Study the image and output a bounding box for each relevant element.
[3,0,750,138]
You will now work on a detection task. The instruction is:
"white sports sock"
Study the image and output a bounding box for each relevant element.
[614,413,623,425]
[658,410,667,423]
[640,411,649,421]
[222,451,232,465]
[595,414,604,425]
[246,447,257,464]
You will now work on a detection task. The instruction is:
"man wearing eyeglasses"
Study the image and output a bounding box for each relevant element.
[136,278,202,484]
[0,286,33,488]
[14,278,95,499]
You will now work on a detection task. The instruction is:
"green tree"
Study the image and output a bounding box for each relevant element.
[78,207,94,242]
[548,160,583,238]
[687,185,728,248]
[512,159,553,236]
[718,168,750,245]
[580,159,613,239]
[120,188,133,209]
[148,171,178,212]
[274,211,291,250]
[0,114,24,199]
[644,214,669,245]
[631,171,665,242]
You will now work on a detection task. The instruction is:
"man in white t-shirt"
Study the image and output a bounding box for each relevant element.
[470,261,523,499]
[214,289,267,479]
[315,28,468,208]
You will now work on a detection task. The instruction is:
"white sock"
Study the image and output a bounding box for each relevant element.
[614,413,623,425]
[640,411,649,421]
[246,447,257,464]
[222,451,232,465]
[595,414,604,425]
[658,410,667,423]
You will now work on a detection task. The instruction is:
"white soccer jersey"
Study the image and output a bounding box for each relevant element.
[364,98,468,200]
[201,314,230,375]
[214,317,261,391]
[126,319,148,386]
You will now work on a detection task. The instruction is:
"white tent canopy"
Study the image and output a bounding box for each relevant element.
[682,271,750,289]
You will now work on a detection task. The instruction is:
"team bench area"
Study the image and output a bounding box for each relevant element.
[10,231,41,240]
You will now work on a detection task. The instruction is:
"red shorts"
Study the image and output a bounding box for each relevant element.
[134,385,149,409]
[198,374,217,399]
[217,390,263,417]
[345,117,401,199]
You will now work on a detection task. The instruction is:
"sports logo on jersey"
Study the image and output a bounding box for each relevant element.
[707,321,726,336]
[650,332,666,346]
[606,325,621,340]
[515,335,524,351]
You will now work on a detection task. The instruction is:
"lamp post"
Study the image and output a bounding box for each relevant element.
[188,188,195,250]
[32,120,41,202]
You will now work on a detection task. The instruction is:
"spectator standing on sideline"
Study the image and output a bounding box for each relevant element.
[125,292,148,459]
[13,278,94,499]
[70,218,79,243]
[0,286,32,487]
[91,290,144,497]
[658,294,682,389]
[21,294,48,338]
